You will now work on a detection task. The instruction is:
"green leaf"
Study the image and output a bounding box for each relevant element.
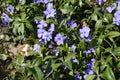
[32,57,42,66]
[25,22,34,31]
[101,67,116,80]
[64,61,72,70]
[113,47,120,56]
[51,63,62,71]
[117,61,120,68]
[79,0,82,7]
[34,66,43,80]
[65,53,75,61]
[91,14,98,21]
[95,20,102,31]
[28,50,36,56]
[69,0,75,4]
[16,55,24,65]
[106,31,120,39]
[29,67,43,80]
[85,75,96,80]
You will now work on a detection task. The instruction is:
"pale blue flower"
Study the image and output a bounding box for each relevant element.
[68,19,77,28]
[44,3,56,18]
[1,13,11,26]
[33,44,40,52]
[106,3,116,13]
[6,5,14,14]
[54,33,66,45]
[96,0,107,5]
[69,45,76,52]
[79,26,90,38]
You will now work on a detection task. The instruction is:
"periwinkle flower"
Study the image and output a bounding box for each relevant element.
[19,0,23,3]
[42,31,52,41]
[62,64,67,70]
[38,31,52,43]
[48,44,53,48]
[33,44,40,52]
[53,47,59,56]
[43,3,56,18]
[54,33,66,45]
[83,69,94,79]
[37,28,46,38]
[85,59,95,69]
[79,26,92,43]
[33,0,48,4]
[48,23,55,33]
[79,26,90,38]
[113,10,120,25]
[70,57,78,63]
[1,13,11,26]
[6,5,14,14]
[68,19,77,29]
[83,47,95,54]
[73,72,82,80]
[69,45,76,52]
[46,70,53,77]
[113,1,120,25]
[66,38,72,45]
[46,3,53,9]
[37,20,47,29]
[44,8,56,18]
[106,3,116,13]
[96,0,107,5]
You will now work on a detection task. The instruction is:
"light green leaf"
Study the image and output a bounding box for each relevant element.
[101,67,116,80]
[34,66,43,80]
[85,75,96,80]
[113,47,120,56]
[64,61,72,70]
[51,63,62,71]
[106,31,120,39]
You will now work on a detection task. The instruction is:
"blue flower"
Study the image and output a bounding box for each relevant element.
[68,19,77,29]
[53,47,59,56]
[62,64,67,70]
[38,30,52,43]
[83,47,95,54]
[33,44,40,52]
[70,57,78,63]
[43,3,56,18]
[113,1,120,25]
[69,45,76,52]
[113,10,120,25]
[83,69,94,79]
[79,26,90,38]
[33,0,48,4]
[73,72,82,80]
[37,20,47,29]
[6,5,14,14]
[48,44,53,48]
[106,3,116,13]
[79,26,92,43]
[37,28,46,38]
[54,33,66,45]
[48,23,55,33]
[1,13,11,26]
[19,0,22,2]
[96,0,107,5]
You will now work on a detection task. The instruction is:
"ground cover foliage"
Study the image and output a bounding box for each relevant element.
[0,0,120,80]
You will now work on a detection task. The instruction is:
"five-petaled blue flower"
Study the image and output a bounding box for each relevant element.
[44,3,56,18]
[54,33,66,45]
[68,19,77,29]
